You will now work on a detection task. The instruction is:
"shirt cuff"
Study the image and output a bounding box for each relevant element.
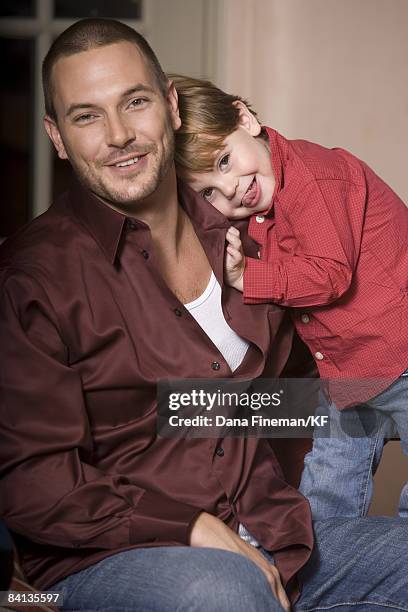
[243,257,275,304]
[130,490,203,545]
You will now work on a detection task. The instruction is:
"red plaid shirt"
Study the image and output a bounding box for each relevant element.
[244,127,408,402]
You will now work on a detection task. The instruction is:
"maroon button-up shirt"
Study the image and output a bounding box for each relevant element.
[0,179,313,601]
[245,127,408,404]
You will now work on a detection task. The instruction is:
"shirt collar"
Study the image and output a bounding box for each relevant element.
[262,126,288,216]
[177,179,230,232]
[68,177,127,264]
[67,176,229,265]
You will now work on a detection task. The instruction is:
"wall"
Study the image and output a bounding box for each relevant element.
[218,0,408,202]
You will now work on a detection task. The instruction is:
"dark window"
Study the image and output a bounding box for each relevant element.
[0,1,36,17]
[0,37,34,237]
[54,0,143,19]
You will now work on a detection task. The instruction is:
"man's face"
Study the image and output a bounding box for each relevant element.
[45,42,181,207]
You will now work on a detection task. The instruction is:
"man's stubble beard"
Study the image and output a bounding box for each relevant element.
[69,123,176,208]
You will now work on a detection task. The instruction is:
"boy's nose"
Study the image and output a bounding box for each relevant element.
[221,177,238,200]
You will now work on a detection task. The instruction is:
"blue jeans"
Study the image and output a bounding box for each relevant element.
[299,375,408,519]
[49,517,408,611]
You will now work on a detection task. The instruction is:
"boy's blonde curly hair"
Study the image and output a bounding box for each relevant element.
[170,74,258,178]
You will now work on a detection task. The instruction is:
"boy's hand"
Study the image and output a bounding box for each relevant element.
[225,227,245,292]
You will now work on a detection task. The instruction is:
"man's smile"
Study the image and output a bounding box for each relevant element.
[104,151,150,174]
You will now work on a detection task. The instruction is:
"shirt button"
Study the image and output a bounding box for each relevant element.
[255,215,265,223]
[315,351,324,361]
[215,447,224,457]
[257,250,261,258]
[174,308,182,317]
[126,219,137,230]
[301,314,310,324]
[211,361,221,371]
[141,250,149,260]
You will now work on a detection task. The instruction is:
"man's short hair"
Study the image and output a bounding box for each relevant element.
[42,18,168,120]
[170,74,258,178]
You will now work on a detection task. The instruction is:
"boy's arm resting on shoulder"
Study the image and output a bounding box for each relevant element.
[0,270,201,550]
[243,178,365,307]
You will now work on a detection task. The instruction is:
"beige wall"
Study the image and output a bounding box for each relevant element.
[218,0,408,514]
[218,0,408,202]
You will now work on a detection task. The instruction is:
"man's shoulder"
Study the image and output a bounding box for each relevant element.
[0,192,82,275]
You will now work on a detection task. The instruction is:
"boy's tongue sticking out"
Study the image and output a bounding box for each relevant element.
[242,176,261,208]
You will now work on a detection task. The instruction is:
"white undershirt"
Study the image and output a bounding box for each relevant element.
[185,272,249,372]
[185,272,260,547]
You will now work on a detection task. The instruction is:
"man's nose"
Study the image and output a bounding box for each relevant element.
[106,113,135,148]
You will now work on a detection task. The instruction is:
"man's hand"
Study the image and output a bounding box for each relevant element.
[190,512,290,611]
[225,227,245,292]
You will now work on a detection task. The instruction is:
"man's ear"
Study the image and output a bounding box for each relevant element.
[166,80,182,131]
[233,100,261,137]
[43,116,68,160]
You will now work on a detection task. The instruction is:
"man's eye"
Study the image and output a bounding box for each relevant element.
[75,113,95,123]
[201,187,214,201]
[218,154,230,170]
[129,98,147,108]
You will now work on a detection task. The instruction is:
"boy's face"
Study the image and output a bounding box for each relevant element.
[187,118,275,220]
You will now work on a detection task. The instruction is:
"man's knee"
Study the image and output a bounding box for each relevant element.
[178,550,281,612]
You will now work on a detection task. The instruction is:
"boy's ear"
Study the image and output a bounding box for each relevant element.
[233,100,261,137]
[44,116,68,160]
[166,79,182,131]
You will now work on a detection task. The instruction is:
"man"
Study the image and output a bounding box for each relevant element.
[0,18,407,612]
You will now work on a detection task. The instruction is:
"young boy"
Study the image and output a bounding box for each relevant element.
[172,75,408,519]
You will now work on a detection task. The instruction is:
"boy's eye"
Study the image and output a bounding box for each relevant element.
[218,154,230,170]
[201,187,214,201]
